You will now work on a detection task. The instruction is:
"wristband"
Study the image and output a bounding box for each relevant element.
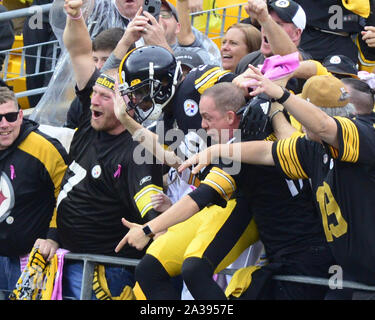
[270,109,283,122]
[276,87,291,104]
[68,8,83,20]
[142,225,155,238]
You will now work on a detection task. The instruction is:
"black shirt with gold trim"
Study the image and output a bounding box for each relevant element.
[272,115,375,284]
[57,70,164,258]
[188,155,326,258]
[0,119,68,256]
[163,65,235,135]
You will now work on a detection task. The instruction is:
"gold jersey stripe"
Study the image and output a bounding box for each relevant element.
[276,137,308,180]
[335,117,359,163]
[134,184,163,217]
[18,131,67,228]
[195,68,231,94]
[188,173,201,187]
[195,67,221,86]
[329,145,339,159]
[201,167,236,200]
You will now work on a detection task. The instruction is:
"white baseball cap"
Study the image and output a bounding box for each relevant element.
[268,0,306,30]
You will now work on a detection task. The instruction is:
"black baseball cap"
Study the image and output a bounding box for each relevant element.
[322,55,359,79]
[268,0,306,30]
[174,48,205,69]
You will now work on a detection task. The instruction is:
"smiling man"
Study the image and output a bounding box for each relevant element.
[32,0,165,300]
[0,86,68,297]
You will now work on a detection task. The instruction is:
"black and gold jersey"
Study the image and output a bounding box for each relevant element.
[272,115,375,284]
[57,71,164,259]
[0,119,68,256]
[189,157,326,258]
[164,65,235,134]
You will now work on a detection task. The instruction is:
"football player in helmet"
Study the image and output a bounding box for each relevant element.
[118,45,182,124]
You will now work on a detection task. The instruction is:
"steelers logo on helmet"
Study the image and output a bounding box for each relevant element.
[118,45,183,123]
[275,0,290,8]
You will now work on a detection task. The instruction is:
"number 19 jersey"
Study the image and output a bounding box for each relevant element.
[272,114,375,285]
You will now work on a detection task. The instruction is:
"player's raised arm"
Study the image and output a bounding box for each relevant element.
[240,65,340,148]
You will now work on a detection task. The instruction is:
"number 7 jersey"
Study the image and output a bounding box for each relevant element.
[272,114,375,285]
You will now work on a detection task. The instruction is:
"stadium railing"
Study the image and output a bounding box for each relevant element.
[1,252,375,300]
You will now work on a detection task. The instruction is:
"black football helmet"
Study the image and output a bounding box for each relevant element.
[237,93,273,141]
[118,45,182,123]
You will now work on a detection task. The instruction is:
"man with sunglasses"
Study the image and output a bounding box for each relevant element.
[0,87,69,298]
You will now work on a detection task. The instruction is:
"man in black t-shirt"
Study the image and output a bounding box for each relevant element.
[35,1,165,300]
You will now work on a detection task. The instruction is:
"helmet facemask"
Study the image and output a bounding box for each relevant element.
[120,61,182,124]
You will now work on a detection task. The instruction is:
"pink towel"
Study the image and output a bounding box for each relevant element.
[261,51,300,81]
[51,249,70,300]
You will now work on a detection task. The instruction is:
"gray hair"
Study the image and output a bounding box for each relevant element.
[318,103,356,118]
[201,82,246,114]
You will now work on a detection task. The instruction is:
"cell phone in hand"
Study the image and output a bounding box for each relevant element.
[143,0,162,22]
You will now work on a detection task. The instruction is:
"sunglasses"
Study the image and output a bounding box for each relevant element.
[0,111,19,123]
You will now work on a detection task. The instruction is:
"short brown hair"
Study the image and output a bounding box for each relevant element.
[92,28,124,52]
[0,87,18,109]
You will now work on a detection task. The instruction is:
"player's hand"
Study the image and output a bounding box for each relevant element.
[34,238,59,262]
[115,218,151,252]
[151,193,173,212]
[362,26,375,48]
[64,0,83,18]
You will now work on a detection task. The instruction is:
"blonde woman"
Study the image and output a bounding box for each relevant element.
[221,23,261,72]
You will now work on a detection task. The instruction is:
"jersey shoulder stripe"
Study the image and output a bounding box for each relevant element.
[335,116,359,163]
[201,166,236,200]
[276,137,308,180]
[194,67,231,94]
[134,184,163,218]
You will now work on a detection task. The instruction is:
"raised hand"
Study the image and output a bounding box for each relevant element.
[64,0,83,18]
